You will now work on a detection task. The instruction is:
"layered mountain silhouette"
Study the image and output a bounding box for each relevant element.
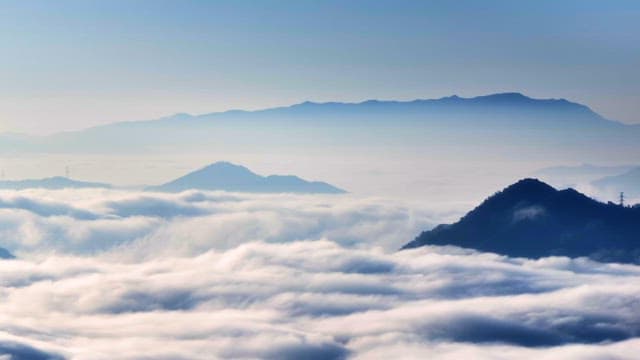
[0,177,111,190]
[146,162,345,194]
[2,93,638,164]
[402,178,640,264]
[592,167,640,199]
[534,163,637,188]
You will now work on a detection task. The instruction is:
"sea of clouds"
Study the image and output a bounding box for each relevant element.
[0,189,639,359]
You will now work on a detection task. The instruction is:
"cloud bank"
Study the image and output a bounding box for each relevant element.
[0,189,638,359]
[0,188,450,257]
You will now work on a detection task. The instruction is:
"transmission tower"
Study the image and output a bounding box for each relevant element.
[619,192,625,207]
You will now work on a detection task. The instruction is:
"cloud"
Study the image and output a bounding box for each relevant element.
[0,189,445,256]
[0,189,638,359]
[1,241,639,359]
[513,205,546,222]
[0,340,64,360]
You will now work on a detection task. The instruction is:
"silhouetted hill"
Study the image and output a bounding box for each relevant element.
[146,162,346,194]
[0,177,111,190]
[402,178,640,264]
[0,247,15,259]
[592,167,640,199]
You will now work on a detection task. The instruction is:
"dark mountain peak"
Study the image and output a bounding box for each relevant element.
[501,178,557,197]
[403,178,640,264]
[465,178,557,218]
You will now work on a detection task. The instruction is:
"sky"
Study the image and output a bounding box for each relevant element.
[0,0,639,134]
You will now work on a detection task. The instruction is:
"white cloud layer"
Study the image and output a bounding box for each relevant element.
[0,188,455,257]
[0,189,638,359]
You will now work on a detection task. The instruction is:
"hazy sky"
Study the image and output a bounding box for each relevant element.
[1,0,639,134]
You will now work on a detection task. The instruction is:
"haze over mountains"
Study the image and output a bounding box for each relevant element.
[0,163,344,194]
[1,92,637,203]
[147,162,345,193]
[403,178,640,264]
[593,167,640,200]
[0,176,111,190]
[2,93,638,164]
[533,164,637,188]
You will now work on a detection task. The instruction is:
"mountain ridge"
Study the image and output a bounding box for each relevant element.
[402,178,640,264]
[2,92,638,161]
[0,92,622,137]
[146,161,346,194]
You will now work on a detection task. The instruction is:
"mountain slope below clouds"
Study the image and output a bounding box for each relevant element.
[146,162,346,194]
[402,178,640,264]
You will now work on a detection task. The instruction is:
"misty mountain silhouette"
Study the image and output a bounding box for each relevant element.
[0,176,111,190]
[402,178,640,264]
[2,93,638,166]
[146,162,346,194]
[592,167,640,199]
[0,247,15,259]
[279,92,604,123]
[533,163,636,188]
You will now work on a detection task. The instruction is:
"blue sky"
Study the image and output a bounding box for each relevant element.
[1,0,639,134]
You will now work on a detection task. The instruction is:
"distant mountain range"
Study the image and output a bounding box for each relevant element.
[146,162,346,194]
[0,163,344,194]
[402,178,640,264]
[1,93,638,163]
[533,164,637,188]
[592,167,640,199]
[0,177,111,190]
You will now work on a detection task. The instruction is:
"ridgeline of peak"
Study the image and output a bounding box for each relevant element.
[22,93,617,135]
[286,92,575,108]
[402,178,640,264]
[200,161,254,174]
[474,92,532,101]
[252,92,607,125]
[499,178,557,199]
[167,112,194,120]
[146,162,346,194]
[506,177,554,190]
